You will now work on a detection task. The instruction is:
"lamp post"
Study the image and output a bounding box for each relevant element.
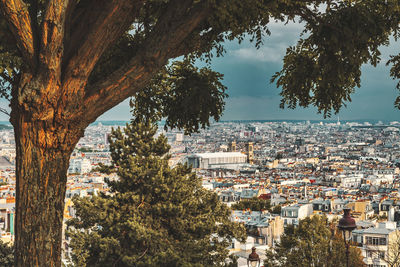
[337,208,356,267]
[247,247,260,267]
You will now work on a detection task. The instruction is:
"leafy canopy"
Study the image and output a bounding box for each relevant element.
[264,216,364,267]
[0,240,13,267]
[132,60,227,134]
[273,0,400,117]
[231,197,271,212]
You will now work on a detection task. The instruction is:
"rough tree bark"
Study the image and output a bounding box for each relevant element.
[0,0,211,266]
[13,115,82,266]
[10,73,86,266]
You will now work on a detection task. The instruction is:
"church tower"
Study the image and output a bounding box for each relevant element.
[228,141,237,152]
[246,142,254,164]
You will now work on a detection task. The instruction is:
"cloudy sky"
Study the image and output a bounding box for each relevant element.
[210,22,400,121]
[1,21,399,122]
[97,21,400,122]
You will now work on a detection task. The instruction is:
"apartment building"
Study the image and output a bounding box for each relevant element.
[281,203,313,226]
[352,222,400,267]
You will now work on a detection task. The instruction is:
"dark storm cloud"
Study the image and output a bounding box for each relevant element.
[214,22,400,121]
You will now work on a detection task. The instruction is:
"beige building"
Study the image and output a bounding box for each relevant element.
[259,215,284,247]
[231,211,284,247]
[346,200,374,221]
[352,222,400,267]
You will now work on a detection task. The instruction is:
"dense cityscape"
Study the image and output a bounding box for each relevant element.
[0,120,399,266]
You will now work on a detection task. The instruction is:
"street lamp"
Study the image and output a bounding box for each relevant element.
[247,247,260,267]
[337,208,356,267]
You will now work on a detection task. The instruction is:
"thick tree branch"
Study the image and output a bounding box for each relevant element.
[81,2,210,123]
[64,0,79,51]
[14,0,75,120]
[39,0,70,76]
[0,0,35,69]
[26,0,39,59]
[62,0,144,89]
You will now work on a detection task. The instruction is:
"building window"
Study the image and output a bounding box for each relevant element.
[366,236,386,246]
[366,237,376,245]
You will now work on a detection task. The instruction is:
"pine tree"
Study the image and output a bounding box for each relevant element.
[231,197,271,212]
[0,240,13,267]
[67,116,246,267]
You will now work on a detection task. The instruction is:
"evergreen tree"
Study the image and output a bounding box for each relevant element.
[270,205,282,215]
[0,240,13,267]
[67,116,246,267]
[264,216,364,267]
[231,197,271,212]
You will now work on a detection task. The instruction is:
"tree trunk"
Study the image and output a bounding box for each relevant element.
[12,109,81,266]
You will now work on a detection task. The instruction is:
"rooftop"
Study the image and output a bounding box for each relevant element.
[190,152,247,158]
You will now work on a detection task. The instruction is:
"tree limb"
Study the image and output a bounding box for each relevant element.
[0,107,9,117]
[297,5,342,33]
[39,0,70,76]
[0,0,36,69]
[62,0,144,89]
[0,89,10,115]
[81,1,210,123]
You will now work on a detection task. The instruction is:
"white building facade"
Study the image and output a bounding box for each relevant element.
[68,158,92,174]
[281,203,313,226]
[186,152,247,169]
